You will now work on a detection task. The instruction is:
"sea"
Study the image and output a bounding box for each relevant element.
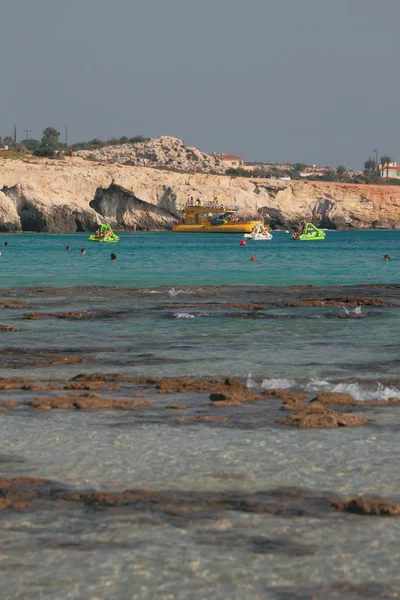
[0,230,399,599]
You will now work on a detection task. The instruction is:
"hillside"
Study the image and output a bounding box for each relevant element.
[75,136,226,174]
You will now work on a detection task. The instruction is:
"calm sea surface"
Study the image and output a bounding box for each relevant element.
[0,229,399,288]
[0,230,400,599]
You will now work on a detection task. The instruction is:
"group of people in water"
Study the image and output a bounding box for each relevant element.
[95,227,113,240]
[66,246,116,260]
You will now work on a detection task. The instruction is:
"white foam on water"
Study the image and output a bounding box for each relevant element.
[173,312,196,319]
[304,378,331,392]
[304,379,400,401]
[330,382,400,402]
[261,378,296,390]
[246,372,257,388]
[168,288,193,297]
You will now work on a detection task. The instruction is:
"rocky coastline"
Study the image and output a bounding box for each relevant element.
[1,155,400,232]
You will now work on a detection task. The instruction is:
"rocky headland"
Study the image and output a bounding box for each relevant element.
[1,153,400,232]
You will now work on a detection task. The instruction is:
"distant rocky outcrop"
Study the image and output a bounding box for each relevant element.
[1,156,400,232]
[76,136,225,174]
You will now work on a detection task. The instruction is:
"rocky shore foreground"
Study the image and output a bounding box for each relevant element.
[1,155,400,232]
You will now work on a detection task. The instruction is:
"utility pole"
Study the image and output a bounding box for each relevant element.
[23,128,31,141]
[373,149,379,174]
[65,125,68,145]
[13,125,17,147]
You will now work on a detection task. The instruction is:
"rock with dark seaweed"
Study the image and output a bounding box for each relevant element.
[332,497,400,516]
[277,407,368,428]
[209,390,261,404]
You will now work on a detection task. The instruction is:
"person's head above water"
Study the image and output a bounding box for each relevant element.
[110,253,117,261]
[80,248,86,255]
[384,254,390,260]
[66,246,70,251]
[250,255,257,262]
[4,242,8,247]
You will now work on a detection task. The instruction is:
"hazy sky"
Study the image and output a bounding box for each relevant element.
[1,0,399,168]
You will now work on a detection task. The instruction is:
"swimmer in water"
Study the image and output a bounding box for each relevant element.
[4,242,8,247]
[66,246,70,251]
[110,253,117,261]
[80,248,86,255]
[250,255,257,262]
[384,254,390,260]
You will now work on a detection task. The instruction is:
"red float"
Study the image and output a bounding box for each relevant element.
[240,240,246,246]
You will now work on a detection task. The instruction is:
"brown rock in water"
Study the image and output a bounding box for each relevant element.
[262,389,309,402]
[70,373,144,384]
[65,382,121,391]
[332,497,400,516]
[278,296,392,308]
[0,300,25,309]
[280,399,309,412]
[0,400,18,407]
[0,324,19,332]
[277,407,368,428]
[0,377,35,390]
[24,395,155,410]
[209,390,261,404]
[166,404,187,410]
[310,392,358,406]
[0,477,49,511]
[21,384,63,392]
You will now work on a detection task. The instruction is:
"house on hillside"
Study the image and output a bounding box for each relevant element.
[379,161,400,178]
[218,154,244,170]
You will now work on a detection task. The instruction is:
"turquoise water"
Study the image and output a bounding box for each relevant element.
[0,229,399,288]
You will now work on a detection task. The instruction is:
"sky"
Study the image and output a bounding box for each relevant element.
[1,0,400,169]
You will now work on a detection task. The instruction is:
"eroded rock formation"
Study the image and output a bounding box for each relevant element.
[1,155,400,232]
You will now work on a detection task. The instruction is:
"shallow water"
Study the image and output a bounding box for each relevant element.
[0,231,400,599]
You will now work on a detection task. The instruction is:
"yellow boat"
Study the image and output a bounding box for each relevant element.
[173,202,261,233]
